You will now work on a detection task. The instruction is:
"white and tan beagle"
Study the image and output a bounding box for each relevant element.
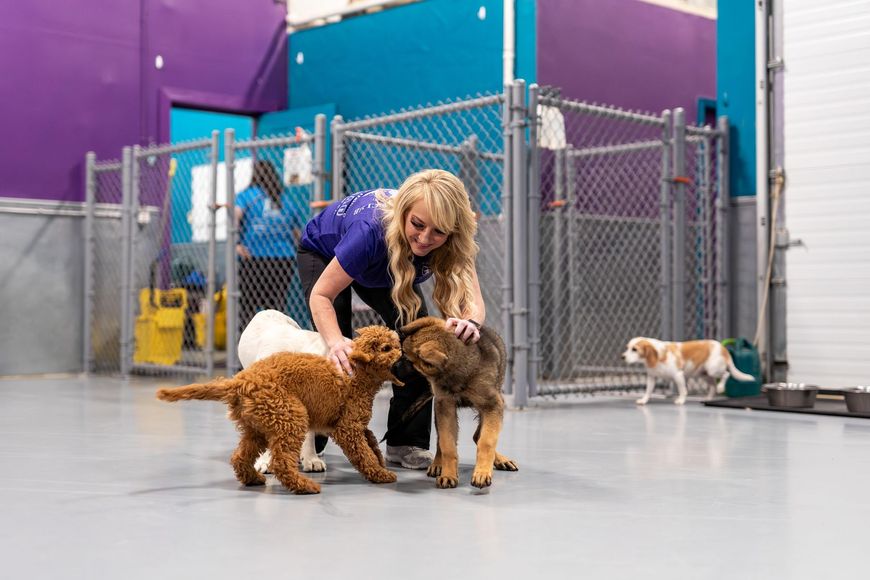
[622,337,755,405]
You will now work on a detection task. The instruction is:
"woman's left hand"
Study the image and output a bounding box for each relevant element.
[445,318,481,344]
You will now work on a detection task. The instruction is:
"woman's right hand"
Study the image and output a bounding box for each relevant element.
[328,338,355,375]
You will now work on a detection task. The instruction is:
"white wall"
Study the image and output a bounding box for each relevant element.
[783,0,870,385]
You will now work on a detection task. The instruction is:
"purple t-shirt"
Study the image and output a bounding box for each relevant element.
[300,189,433,288]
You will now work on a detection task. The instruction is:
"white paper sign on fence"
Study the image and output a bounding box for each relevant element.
[283,145,313,185]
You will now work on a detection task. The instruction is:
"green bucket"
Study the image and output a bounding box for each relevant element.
[721,338,762,397]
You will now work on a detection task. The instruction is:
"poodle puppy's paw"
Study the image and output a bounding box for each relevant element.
[674,397,687,405]
[241,473,267,486]
[292,479,321,495]
[254,450,272,474]
[470,469,493,489]
[635,397,649,405]
[368,469,398,484]
[435,475,458,489]
[301,455,327,473]
[427,462,442,478]
[494,455,519,471]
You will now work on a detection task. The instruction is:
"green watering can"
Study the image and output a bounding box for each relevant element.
[721,337,762,397]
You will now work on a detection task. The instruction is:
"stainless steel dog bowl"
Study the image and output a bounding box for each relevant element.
[762,383,819,408]
[843,386,870,414]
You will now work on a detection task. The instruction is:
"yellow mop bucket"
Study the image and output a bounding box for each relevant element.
[193,286,227,350]
[134,288,187,366]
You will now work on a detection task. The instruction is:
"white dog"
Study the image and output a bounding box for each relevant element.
[621,337,755,405]
[238,309,332,473]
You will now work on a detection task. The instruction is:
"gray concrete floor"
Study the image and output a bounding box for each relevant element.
[1,375,869,580]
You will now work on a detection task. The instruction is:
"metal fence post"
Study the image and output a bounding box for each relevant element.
[659,110,673,340]
[501,84,514,395]
[701,136,714,338]
[83,152,97,374]
[129,146,143,375]
[526,83,541,398]
[565,144,578,374]
[459,135,480,211]
[511,80,529,408]
[671,108,687,341]
[716,116,731,339]
[120,146,134,377]
[205,130,219,376]
[313,113,327,204]
[551,146,565,377]
[224,129,239,374]
[331,115,345,200]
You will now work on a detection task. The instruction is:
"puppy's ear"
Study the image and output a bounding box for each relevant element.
[399,317,437,337]
[349,350,372,365]
[417,341,447,369]
[639,341,658,367]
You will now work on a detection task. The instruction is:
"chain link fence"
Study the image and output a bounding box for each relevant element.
[85,80,728,404]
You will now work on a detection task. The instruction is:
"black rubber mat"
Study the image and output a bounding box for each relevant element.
[704,393,870,419]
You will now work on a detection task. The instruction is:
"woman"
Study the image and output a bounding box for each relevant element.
[235,160,305,332]
[298,169,485,469]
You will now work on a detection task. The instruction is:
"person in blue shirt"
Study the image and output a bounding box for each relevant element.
[298,169,485,469]
[235,160,305,332]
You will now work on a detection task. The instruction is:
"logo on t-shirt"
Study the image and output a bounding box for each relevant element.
[335,190,367,217]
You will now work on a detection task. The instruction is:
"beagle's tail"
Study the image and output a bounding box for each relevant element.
[156,377,235,402]
[725,355,756,383]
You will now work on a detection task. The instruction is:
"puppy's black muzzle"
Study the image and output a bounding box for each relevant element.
[390,355,417,383]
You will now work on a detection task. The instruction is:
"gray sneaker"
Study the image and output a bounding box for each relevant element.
[385,445,433,469]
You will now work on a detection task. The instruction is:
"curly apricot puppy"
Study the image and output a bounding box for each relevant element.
[157,325,403,495]
[400,317,518,489]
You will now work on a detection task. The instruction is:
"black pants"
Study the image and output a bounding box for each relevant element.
[297,248,432,451]
[238,257,295,334]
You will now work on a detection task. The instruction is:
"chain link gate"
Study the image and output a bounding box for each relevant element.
[118,136,222,376]
[527,87,729,400]
[330,89,512,376]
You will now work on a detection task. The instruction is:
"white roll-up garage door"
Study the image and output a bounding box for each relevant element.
[783,1,870,386]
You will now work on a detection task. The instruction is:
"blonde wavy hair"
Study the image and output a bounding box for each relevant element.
[376,169,479,326]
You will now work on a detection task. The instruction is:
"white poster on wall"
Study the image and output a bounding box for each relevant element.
[190,157,253,243]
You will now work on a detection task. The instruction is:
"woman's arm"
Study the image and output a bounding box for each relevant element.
[462,267,485,323]
[310,257,355,374]
[447,266,486,343]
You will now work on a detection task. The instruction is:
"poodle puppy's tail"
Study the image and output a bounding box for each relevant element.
[156,377,235,403]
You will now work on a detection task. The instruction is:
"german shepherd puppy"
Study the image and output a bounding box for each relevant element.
[400,317,518,489]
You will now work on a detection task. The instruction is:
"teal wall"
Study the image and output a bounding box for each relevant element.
[258,103,336,137]
[288,0,536,120]
[717,1,756,197]
[170,108,254,157]
[169,108,254,243]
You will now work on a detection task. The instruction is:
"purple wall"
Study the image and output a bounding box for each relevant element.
[538,0,716,121]
[0,1,287,203]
